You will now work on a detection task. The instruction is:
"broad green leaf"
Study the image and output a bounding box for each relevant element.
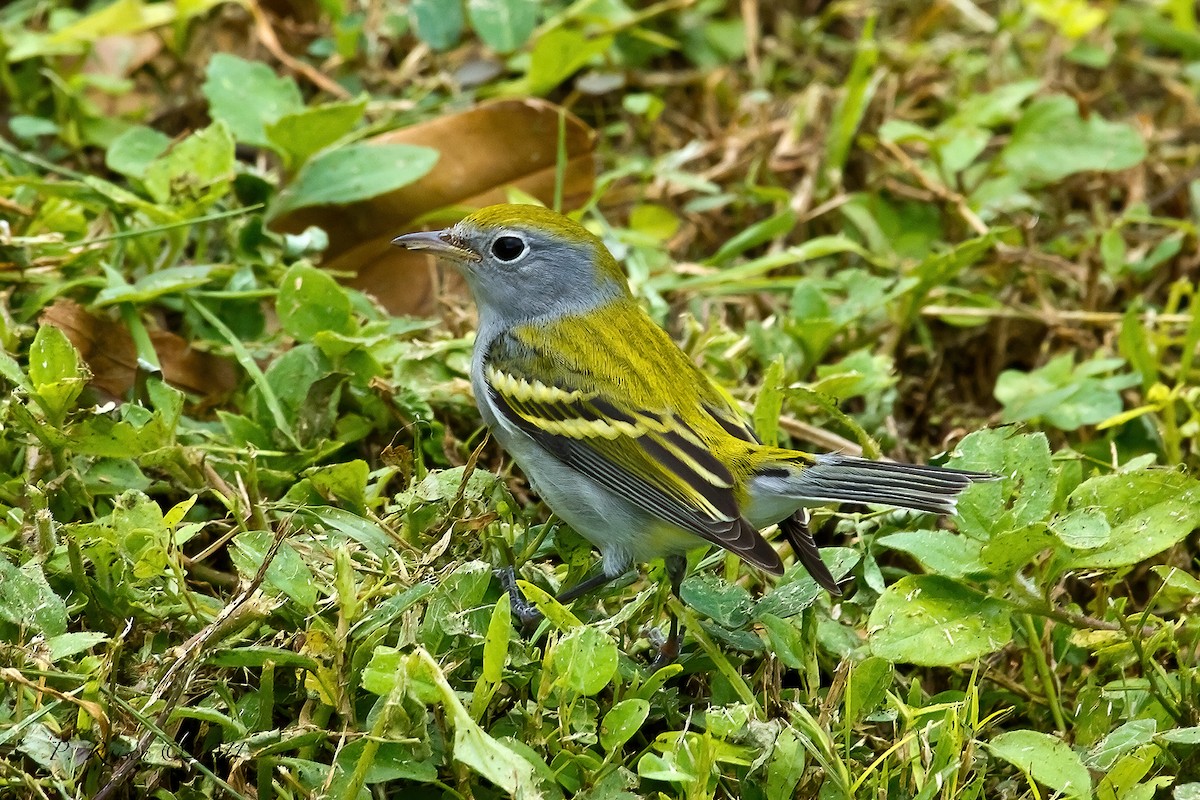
[1050,506,1111,550]
[600,699,650,753]
[755,548,859,619]
[947,79,1041,128]
[980,524,1059,577]
[995,353,1139,431]
[552,626,618,696]
[526,27,613,95]
[277,263,356,340]
[0,558,68,637]
[270,143,439,217]
[766,728,807,798]
[264,99,368,168]
[847,657,893,723]
[877,530,986,578]
[758,614,806,669]
[1065,470,1200,569]
[142,121,236,206]
[1000,95,1146,185]
[293,506,390,556]
[334,739,439,784]
[202,53,303,149]
[680,573,754,630]
[987,730,1092,798]
[405,648,540,799]
[46,632,109,661]
[230,531,318,610]
[29,324,87,424]
[1086,719,1156,770]
[467,0,538,53]
[949,428,1056,542]
[409,0,464,50]
[29,323,84,392]
[868,575,1012,665]
[105,125,171,179]
[638,751,696,783]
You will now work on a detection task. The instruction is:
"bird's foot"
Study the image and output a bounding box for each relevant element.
[495,567,543,628]
[645,624,680,672]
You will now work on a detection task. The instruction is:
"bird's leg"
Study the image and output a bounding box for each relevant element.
[649,554,688,670]
[496,566,543,627]
[497,566,619,629]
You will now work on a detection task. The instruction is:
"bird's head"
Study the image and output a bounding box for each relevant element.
[392,204,630,323]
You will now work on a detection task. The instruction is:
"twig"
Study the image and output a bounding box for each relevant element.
[920,305,1195,327]
[877,139,989,236]
[247,0,350,99]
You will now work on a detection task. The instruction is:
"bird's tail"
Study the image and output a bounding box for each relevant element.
[776,453,996,515]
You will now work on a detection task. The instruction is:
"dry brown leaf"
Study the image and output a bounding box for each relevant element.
[271,98,597,315]
[40,300,238,401]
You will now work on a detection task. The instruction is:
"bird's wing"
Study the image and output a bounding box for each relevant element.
[483,330,782,573]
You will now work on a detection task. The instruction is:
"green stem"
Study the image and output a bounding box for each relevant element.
[1020,614,1068,734]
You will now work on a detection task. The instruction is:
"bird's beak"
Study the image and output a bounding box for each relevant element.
[391,229,480,263]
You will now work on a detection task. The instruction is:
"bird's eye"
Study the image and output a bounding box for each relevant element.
[491,235,527,262]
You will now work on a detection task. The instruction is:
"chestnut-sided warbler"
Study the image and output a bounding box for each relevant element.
[394,204,991,656]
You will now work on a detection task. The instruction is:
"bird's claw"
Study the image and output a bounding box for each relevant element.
[645,624,680,672]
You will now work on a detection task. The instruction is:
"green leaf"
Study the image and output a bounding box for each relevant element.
[29,324,87,424]
[753,357,785,446]
[552,626,618,696]
[202,53,303,149]
[277,263,356,340]
[270,143,439,217]
[1000,95,1146,185]
[600,699,650,753]
[679,573,754,629]
[1050,506,1111,550]
[142,121,236,206]
[526,27,613,96]
[755,548,859,619]
[877,530,986,578]
[467,0,538,53]
[406,648,540,798]
[758,614,806,669]
[0,558,68,637]
[409,0,464,50]
[105,125,171,179]
[987,730,1092,798]
[868,575,1013,665]
[95,264,227,305]
[46,632,109,661]
[1065,470,1200,569]
[766,728,807,799]
[1086,719,1156,770]
[704,210,797,266]
[230,532,319,610]
[949,428,1056,542]
[264,98,368,167]
[995,353,1139,431]
[847,657,893,723]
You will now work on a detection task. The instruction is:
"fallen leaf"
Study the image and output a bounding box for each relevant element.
[40,300,238,400]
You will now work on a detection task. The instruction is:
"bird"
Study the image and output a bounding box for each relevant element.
[393,203,992,661]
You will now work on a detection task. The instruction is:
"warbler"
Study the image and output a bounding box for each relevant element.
[393,204,991,658]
